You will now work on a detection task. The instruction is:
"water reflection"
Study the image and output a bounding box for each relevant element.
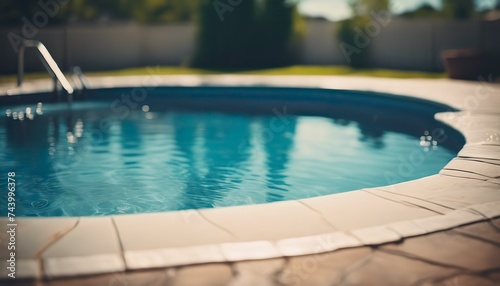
[174,113,252,209]
[120,119,142,163]
[258,117,296,203]
[0,96,462,216]
[357,121,386,149]
[3,113,59,215]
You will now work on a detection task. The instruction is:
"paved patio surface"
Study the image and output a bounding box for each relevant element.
[7,218,500,286]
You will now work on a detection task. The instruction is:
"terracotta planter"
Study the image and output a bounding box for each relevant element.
[441,49,492,80]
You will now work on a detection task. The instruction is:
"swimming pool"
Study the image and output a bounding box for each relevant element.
[0,87,464,216]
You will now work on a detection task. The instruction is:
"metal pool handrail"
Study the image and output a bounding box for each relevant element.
[70,66,89,91]
[17,40,74,95]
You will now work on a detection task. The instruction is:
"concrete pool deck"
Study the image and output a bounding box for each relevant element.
[0,75,499,285]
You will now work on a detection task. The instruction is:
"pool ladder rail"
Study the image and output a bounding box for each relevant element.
[16,40,88,102]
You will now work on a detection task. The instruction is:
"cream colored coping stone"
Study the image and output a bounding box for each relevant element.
[0,75,499,279]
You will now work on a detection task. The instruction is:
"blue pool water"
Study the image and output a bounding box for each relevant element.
[0,88,463,216]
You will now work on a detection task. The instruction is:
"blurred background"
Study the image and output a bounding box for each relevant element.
[0,0,499,80]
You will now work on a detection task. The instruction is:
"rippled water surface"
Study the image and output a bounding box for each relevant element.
[0,98,460,216]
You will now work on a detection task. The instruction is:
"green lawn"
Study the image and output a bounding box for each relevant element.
[0,65,446,84]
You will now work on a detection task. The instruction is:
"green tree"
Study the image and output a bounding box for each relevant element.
[254,0,295,66]
[399,4,441,19]
[349,0,389,16]
[337,16,371,68]
[0,0,199,25]
[131,0,198,23]
[193,0,256,67]
[336,0,387,68]
[193,0,299,68]
[443,0,474,19]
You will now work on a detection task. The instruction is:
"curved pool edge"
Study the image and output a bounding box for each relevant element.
[1,75,499,280]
